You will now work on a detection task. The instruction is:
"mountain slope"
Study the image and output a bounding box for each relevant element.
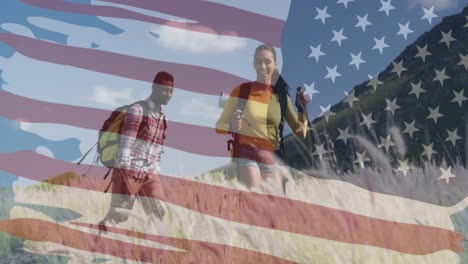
[285,6,468,172]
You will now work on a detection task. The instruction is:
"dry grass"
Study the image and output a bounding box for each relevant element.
[1,131,467,263]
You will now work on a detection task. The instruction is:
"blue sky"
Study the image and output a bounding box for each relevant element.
[0,0,286,181]
[1,0,467,183]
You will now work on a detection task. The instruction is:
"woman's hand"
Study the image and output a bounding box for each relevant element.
[295,86,310,113]
[230,110,243,132]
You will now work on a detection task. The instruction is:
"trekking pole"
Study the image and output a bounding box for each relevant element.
[232,109,244,226]
[233,109,243,185]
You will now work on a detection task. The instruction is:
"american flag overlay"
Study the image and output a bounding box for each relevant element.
[1,0,468,263]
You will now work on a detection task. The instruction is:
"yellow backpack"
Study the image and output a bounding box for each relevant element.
[97,101,149,167]
[77,101,149,176]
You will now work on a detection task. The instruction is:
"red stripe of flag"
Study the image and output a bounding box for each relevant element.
[0,33,246,96]
[0,218,294,263]
[0,90,231,157]
[0,151,464,255]
[101,0,284,46]
[20,0,283,47]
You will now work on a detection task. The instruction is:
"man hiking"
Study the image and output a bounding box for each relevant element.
[98,71,174,230]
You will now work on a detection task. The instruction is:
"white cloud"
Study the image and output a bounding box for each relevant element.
[19,122,32,131]
[86,86,134,107]
[180,97,222,121]
[35,146,54,158]
[0,23,35,38]
[408,0,458,11]
[26,14,254,78]
[154,24,247,54]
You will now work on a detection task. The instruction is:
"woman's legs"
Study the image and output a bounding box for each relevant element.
[237,145,281,193]
[261,171,282,194]
[238,162,262,191]
[238,162,281,194]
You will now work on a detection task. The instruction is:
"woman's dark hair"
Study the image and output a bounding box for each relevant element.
[254,44,289,96]
[271,69,289,97]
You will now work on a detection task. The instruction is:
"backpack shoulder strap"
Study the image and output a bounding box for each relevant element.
[276,91,289,159]
[133,100,149,130]
[278,92,288,122]
[236,82,252,111]
[161,112,168,140]
[134,100,148,116]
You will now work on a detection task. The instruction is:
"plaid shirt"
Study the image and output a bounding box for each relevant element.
[116,97,167,179]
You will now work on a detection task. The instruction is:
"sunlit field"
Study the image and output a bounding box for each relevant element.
[1,132,467,263]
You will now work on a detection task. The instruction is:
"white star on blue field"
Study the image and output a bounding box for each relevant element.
[282,0,468,118]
